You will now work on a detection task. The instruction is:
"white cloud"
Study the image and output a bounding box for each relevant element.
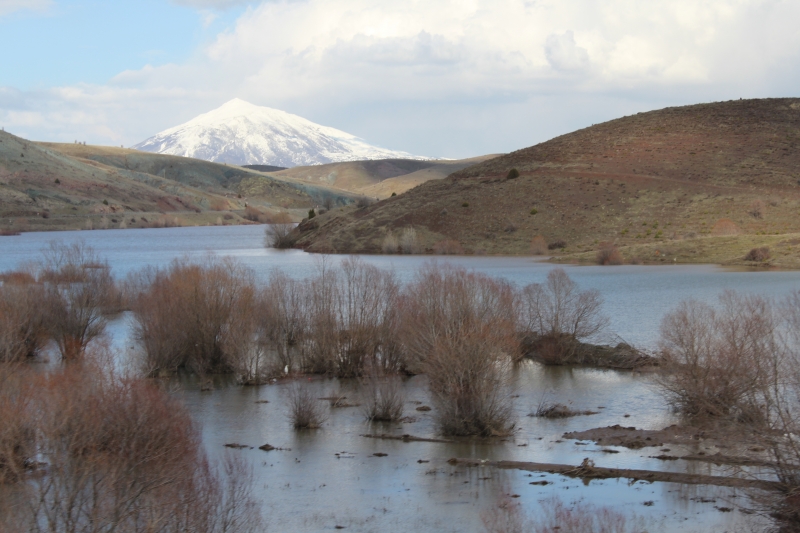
[0,0,51,17]
[545,31,589,72]
[2,0,800,157]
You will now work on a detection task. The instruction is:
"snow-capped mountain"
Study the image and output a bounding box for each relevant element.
[133,99,429,167]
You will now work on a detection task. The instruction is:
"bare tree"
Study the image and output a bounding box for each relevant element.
[657,291,777,420]
[39,242,113,361]
[518,268,608,364]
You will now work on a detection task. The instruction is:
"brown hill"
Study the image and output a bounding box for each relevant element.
[290,98,800,267]
[272,155,499,199]
[0,132,353,232]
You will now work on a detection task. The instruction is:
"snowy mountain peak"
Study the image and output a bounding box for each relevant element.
[133,99,429,167]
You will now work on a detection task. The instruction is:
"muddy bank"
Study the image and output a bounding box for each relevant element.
[449,457,780,491]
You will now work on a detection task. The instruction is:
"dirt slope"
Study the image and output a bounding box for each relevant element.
[290,98,800,267]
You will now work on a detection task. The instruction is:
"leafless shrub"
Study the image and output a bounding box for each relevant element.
[38,242,114,361]
[361,375,404,421]
[258,270,309,376]
[519,268,608,364]
[529,235,547,255]
[303,257,403,377]
[596,242,624,265]
[287,382,326,429]
[399,227,420,254]
[0,364,36,484]
[745,246,771,262]
[432,240,464,255]
[3,363,261,533]
[657,291,777,420]
[547,239,566,250]
[750,199,765,219]
[402,264,518,436]
[381,232,399,254]
[711,218,741,236]
[129,256,257,376]
[265,222,296,249]
[0,274,47,363]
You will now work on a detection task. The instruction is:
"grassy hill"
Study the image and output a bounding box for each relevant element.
[271,155,499,199]
[290,98,800,267]
[0,132,354,233]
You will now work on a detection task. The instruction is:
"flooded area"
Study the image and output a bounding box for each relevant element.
[3,225,797,531]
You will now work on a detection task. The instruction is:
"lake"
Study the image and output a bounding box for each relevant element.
[3,224,796,532]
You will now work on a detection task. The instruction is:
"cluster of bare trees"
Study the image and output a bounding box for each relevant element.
[125,258,608,435]
[0,242,119,364]
[0,362,260,533]
[2,244,609,439]
[657,290,800,527]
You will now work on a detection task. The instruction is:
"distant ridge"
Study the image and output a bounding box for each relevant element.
[133,99,430,168]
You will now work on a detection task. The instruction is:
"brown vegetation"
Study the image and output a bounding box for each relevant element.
[745,246,771,261]
[529,235,547,255]
[401,264,517,436]
[265,221,296,248]
[129,256,257,377]
[518,269,608,365]
[0,362,261,533]
[287,382,326,429]
[657,291,777,421]
[0,274,47,363]
[39,242,114,361]
[361,375,405,421]
[595,242,623,265]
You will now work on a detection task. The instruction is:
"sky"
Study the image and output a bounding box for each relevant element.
[0,0,799,159]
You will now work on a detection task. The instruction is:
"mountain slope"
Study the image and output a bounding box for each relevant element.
[271,155,499,199]
[290,98,800,267]
[133,99,429,167]
[0,130,354,232]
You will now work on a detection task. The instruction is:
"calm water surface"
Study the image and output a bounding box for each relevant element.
[3,225,794,532]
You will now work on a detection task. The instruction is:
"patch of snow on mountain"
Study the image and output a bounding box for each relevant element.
[133,99,429,167]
